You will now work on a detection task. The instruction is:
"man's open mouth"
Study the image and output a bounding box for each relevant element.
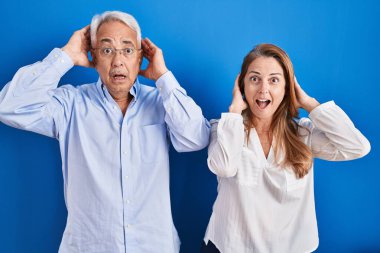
[111,74,127,80]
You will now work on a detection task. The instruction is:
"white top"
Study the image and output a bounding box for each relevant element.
[204,101,370,253]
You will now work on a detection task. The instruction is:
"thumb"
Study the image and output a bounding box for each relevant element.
[139,68,147,77]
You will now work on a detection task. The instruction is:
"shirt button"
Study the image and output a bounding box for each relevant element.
[125,224,132,228]
[54,54,59,58]
[125,175,129,180]
[126,200,131,204]
[123,151,127,155]
[60,59,65,63]
[113,105,117,110]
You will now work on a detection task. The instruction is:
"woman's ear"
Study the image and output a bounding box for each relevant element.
[239,77,246,101]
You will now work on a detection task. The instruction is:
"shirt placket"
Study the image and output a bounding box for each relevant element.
[120,97,137,251]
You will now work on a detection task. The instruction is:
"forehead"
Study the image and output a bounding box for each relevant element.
[247,56,284,75]
[96,20,138,46]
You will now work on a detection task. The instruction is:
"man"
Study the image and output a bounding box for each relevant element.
[0,11,210,253]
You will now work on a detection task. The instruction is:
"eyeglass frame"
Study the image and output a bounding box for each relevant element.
[92,47,143,58]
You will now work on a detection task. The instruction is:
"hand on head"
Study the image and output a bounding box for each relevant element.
[62,25,93,68]
[229,73,248,114]
[139,38,169,81]
[294,76,320,112]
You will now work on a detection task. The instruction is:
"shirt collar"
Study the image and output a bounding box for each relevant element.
[96,77,141,103]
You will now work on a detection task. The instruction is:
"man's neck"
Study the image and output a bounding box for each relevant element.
[112,93,133,116]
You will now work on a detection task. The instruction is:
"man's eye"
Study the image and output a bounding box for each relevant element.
[124,48,134,55]
[102,48,113,55]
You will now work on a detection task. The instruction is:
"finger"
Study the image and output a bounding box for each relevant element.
[141,39,149,49]
[144,37,157,49]
[141,39,154,56]
[142,51,153,61]
[294,76,301,87]
[82,25,90,33]
[234,73,240,86]
[233,73,241,91]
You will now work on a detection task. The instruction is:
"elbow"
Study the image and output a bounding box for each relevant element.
[173,123,211,152]
[173,137,209,152]
[207,159,237,178]
[357,138,371,158]
[189,119,211,151]
[344,138,371,160]
[0,103,11,122]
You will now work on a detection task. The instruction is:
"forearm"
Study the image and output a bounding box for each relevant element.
[157,71,210,151]
[207,113,245,177]
[309,101,371,160]
[0,48,73,135]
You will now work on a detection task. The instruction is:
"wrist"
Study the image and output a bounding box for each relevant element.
[155,67,169,81]
[62,46,77,65]
[229,104,243,114]
[304,97,320,113]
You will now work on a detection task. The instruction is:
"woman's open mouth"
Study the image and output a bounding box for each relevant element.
[256,99,271,109]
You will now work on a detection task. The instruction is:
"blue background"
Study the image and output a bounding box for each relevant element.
[0,0,379,252]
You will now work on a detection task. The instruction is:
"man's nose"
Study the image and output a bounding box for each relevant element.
[111,52,124,67]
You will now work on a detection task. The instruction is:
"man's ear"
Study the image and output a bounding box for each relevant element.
[138,51,143,68]
[90,50,97,66]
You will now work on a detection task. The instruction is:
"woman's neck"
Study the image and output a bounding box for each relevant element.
[252,117,272,133]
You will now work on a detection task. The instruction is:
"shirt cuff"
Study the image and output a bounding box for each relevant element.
[43,48,74,76]
[155,71,181,98]
[221,112,243,121]
[309,100,336,119]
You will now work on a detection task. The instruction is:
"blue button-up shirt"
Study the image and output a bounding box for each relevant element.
[0,48,210,253]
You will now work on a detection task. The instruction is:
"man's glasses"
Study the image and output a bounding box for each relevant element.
[93,47,142,58]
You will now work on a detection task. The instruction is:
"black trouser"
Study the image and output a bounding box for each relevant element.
[200,240,221,253]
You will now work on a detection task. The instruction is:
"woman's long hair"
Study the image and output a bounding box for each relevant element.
[238,44,312,178]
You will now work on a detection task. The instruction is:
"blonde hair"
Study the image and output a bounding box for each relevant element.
[238,44,312,178]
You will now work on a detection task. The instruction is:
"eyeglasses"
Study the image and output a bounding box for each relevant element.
[93,47,142,58]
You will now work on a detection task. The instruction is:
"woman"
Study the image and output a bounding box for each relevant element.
[201,44,370,253]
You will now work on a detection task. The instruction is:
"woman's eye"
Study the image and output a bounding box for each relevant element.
[250,76,258,82]
[271,78,279,83]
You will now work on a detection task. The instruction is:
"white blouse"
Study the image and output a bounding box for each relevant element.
[204,101,370,253]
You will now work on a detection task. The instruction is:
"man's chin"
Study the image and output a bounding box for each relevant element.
[104,81,132,93]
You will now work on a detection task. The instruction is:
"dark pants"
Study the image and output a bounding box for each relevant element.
[200,240,221,253]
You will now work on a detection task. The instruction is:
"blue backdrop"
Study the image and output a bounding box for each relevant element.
[0,0,379,252]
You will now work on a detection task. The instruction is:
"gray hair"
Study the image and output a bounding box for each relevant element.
[90,11,142,48]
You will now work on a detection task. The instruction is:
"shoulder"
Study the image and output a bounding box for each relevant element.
[138,83,164,107]
[139,83,158,94]
[50,82,97,103]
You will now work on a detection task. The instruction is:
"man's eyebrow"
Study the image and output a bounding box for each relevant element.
[122,40,134,46]
[99,39,135,47]
[269,73,283,76]
[99,38,113,43]
[248,71,261,75]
